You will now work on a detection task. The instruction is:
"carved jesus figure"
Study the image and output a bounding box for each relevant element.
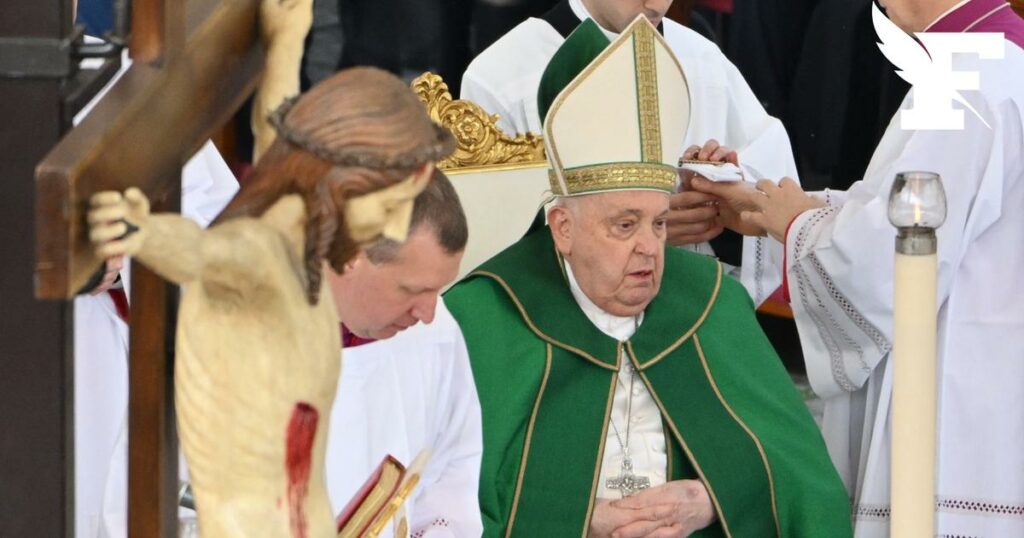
[86,67,454,538]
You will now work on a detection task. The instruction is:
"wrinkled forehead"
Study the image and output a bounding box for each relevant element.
[568,190,670,219]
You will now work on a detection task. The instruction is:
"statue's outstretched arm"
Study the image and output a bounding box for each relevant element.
[88,188,235,286]
[251,0,314,162]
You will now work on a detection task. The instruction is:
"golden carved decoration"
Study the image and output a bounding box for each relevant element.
[411,72,546,171]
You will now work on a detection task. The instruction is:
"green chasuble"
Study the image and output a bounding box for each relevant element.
[444,226,852,537]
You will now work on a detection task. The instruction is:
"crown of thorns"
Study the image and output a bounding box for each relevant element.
[268,95,455,169]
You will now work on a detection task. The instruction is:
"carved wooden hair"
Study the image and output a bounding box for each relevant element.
[215,67,455,304]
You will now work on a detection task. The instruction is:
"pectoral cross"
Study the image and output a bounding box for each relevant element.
[606,458,651,498]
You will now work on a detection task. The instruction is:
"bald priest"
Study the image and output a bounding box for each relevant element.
[444,16,852,538]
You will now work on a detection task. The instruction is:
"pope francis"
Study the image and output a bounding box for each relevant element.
[444,16,852,538]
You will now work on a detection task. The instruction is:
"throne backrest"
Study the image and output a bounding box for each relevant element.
[411,73,551,281]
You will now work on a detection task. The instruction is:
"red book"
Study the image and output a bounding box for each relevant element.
[336,456,405,538]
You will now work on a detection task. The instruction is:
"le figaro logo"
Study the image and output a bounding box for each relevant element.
[872,3,1004,130]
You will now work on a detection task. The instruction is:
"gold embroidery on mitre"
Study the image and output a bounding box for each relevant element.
[632,23,661,163]
[548,163,677,195]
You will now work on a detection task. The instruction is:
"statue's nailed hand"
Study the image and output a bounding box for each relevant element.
[88,187,150,259]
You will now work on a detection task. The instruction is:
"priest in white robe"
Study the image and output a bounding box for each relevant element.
[326,300,482,538]
[324,170,483,538]
[73,39,239,538]
[693,1,1024,535]
[460,0,796,303]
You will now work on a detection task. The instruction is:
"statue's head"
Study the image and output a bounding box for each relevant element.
[218,67,455,304]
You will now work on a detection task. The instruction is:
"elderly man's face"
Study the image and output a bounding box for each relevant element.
[584,0,674,33]
[549,190,669,317]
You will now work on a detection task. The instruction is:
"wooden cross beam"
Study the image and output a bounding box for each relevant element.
[36,0,263,299]
[34,0,264,535]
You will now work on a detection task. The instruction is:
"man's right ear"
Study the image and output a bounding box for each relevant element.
[347,251,367,272]
[548,206,573,256]
[333,252,363,277]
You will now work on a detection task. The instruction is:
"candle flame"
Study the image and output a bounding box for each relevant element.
[911,177,923,225]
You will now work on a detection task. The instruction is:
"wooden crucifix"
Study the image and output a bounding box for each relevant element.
[34,0,265,535]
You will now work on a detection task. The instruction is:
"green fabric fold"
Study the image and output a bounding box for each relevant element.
[537,19,611,124]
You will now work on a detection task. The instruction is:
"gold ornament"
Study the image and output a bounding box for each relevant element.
[411,73,546,171]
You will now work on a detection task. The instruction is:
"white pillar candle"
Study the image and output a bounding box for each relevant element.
[891,250,938,537]
[887,171,946,537]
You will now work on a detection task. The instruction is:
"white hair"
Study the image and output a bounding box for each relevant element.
[551,194,587,215]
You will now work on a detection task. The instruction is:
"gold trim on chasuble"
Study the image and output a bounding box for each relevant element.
[664,423,674,480]
[504,345,553,538]
[503,345,618,537]
[627,349,735,538]
[624,330,787,538]
[469,270,620,371]
[693,335,781,536]
[632,23,661,162]
[582,372,620,537]
[630,261,723,370]
[546,162,677,195]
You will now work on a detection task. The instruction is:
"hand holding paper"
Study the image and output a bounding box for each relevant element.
[678,160,744,182]
[664,139,738,246]
[691,176,825,240]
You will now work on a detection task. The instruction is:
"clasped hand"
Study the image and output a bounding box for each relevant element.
[589,480,716,538]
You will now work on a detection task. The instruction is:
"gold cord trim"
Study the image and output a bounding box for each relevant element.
[470,270,619,371]
[581,372,619,537]
[505,344,553,537]
[635,261,723,370]
[628,349,733,538]
[692,334,781,536]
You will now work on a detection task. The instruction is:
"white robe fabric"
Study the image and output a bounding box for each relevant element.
[73,44,239,538]
[460,0,791,304]
[325,299,484,538]
[787,41,1024,537]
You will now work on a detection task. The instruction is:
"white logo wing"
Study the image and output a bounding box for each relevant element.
[872,3,990,128]
[872,3,932,86]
